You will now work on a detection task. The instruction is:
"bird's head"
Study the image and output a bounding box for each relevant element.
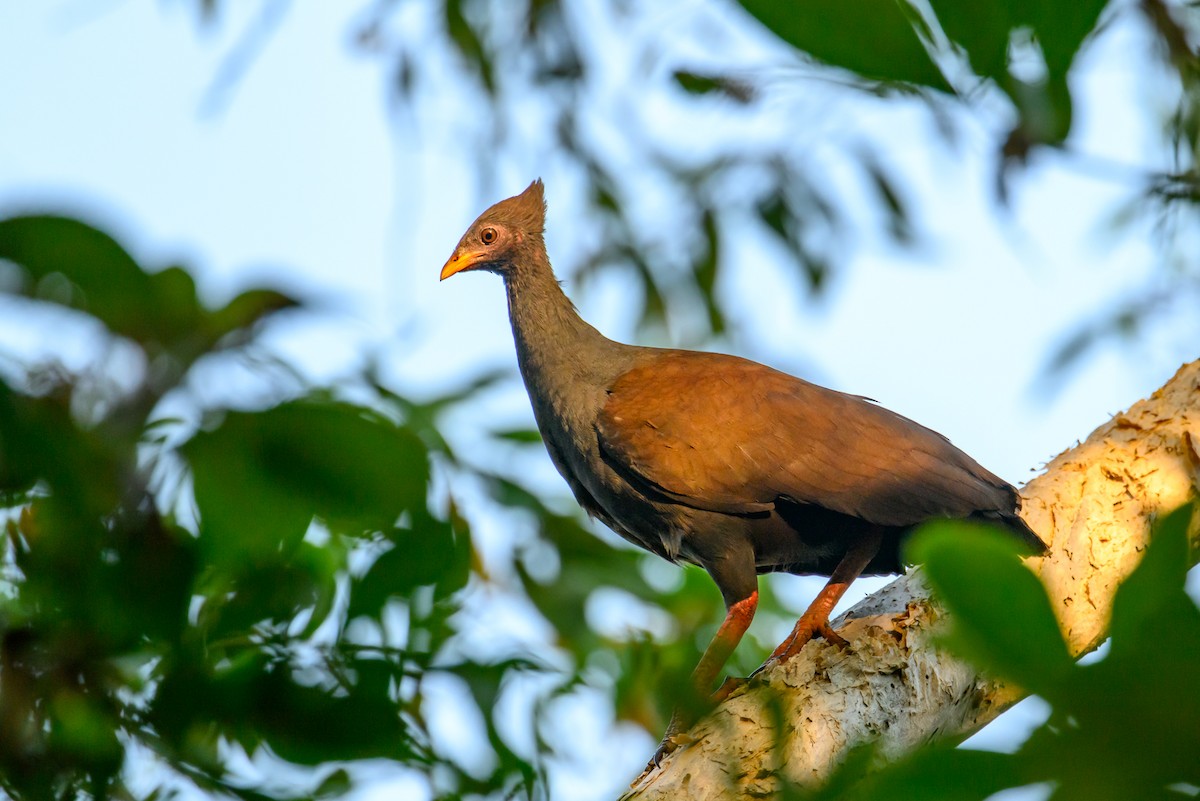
[440,179,547,281]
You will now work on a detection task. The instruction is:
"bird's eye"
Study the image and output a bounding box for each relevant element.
[481,227,497,245]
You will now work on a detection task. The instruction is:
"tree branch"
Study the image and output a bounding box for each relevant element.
[624,359,1200,800]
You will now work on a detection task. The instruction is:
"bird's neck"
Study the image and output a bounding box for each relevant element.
[503,249,624,404]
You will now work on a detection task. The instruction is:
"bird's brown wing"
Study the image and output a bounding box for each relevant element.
[595,350,1012,526]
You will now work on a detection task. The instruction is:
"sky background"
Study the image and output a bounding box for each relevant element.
[1,2,1194,800]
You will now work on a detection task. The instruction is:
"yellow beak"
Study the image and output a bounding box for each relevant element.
[440,251,481,281]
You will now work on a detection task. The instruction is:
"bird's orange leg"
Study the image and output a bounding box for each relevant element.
[640,590,758,776]
[693,589,759,696]
[769,527,883,663]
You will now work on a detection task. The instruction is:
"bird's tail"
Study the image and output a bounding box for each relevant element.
[971,509,1048,555]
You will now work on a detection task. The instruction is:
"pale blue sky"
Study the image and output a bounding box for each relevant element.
[0,3,1192,800]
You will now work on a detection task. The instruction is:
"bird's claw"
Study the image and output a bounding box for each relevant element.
[630,673,753,786]
[630,729,691,787]
[761,621,851,669]
[712,674,747,703]
[819,623,850,649]
[654,731,693,764]
[748,656,777,678]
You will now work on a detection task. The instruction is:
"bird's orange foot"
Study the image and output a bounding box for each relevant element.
[712,674,747,703]
[759,616,850,670]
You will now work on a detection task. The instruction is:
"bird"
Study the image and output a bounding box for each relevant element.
[440,179,1046,769]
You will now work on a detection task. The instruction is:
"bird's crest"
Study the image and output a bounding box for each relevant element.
[484,178,546,237]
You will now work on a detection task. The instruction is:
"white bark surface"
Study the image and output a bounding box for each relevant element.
[624,359,1200,800]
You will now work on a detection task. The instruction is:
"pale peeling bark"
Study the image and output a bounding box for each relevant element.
[623,359,1200,801]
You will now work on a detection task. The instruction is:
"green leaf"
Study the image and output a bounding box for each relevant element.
[1107,504,1195,655]
[0,215,159,339]
[0,380,58,499]
[47,690,122,777]
[758,192,789,241]
[146,265,204,337]
[739,0,950,91]
[694,209,725,335]
[929,0,1108,82]
[672,70,753,102]
[0,215,218,351]
[152,655,414,766]
[207,287,299,344]
[348,521,456,618]
[928,0,1108,145]
[185,415,314,567]
[251,666,413,764]
[861,155,912,243]
[926,0,1011,84]
[847,746,1029,801]
[315,769,352,797]
[253,402,430,529]
[0,215,296,370]
[445,0,493,94]
[907,520,1072,696]
[104,517,198,643]
[630,250,668,329]
[0,380,127,520]
[196,541,336,639]
[1058,504,1200,788]
[440,501,474,599]
[492,427,544,445]
[184,399,431,566]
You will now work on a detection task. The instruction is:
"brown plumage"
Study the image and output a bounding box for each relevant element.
[441,179,1045,769]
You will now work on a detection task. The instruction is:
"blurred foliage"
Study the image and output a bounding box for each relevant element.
[0,213,799,799]
[336,0,1199,360]
[0,217,471,797]
[785,505,1200,801]
[4,216,1195,801]
[197,0,1200,353]
[0,215,453,799]
[7,0,1200,798]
